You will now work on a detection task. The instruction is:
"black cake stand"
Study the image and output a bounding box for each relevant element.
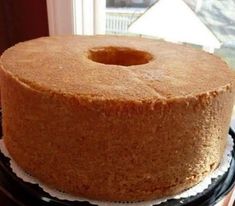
[0,117,234,206]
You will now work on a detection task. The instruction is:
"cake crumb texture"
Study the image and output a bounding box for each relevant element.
[0,35,235,201]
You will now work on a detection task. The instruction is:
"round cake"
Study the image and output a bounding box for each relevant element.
[0,35,234,201]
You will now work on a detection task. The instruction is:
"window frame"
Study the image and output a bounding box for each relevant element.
[46,0,105,35]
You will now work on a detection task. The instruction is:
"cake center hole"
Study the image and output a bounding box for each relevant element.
[88,46,153,66]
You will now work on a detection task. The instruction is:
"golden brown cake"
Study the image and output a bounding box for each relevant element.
[0,35,235,201]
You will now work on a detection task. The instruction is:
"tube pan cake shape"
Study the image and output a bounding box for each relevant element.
[0,35,235,201]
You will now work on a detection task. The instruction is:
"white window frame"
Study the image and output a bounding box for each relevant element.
[46,0,106,36]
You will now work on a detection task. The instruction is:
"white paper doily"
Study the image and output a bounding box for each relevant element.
[0,135,233,206]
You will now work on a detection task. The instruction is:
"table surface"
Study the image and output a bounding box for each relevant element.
[215,187,235,206]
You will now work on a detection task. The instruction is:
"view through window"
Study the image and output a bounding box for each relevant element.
[106,0,157,35]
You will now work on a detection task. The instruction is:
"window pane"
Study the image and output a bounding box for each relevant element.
[106,0,157,35]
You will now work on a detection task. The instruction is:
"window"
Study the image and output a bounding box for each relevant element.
[106,0,156,34]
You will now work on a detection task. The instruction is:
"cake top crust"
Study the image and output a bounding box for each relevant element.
[1,35,234,102]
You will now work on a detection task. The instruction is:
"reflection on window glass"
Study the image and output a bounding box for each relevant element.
[106,0,235,69]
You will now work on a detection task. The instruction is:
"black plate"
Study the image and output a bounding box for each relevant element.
[0,120,234,206]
